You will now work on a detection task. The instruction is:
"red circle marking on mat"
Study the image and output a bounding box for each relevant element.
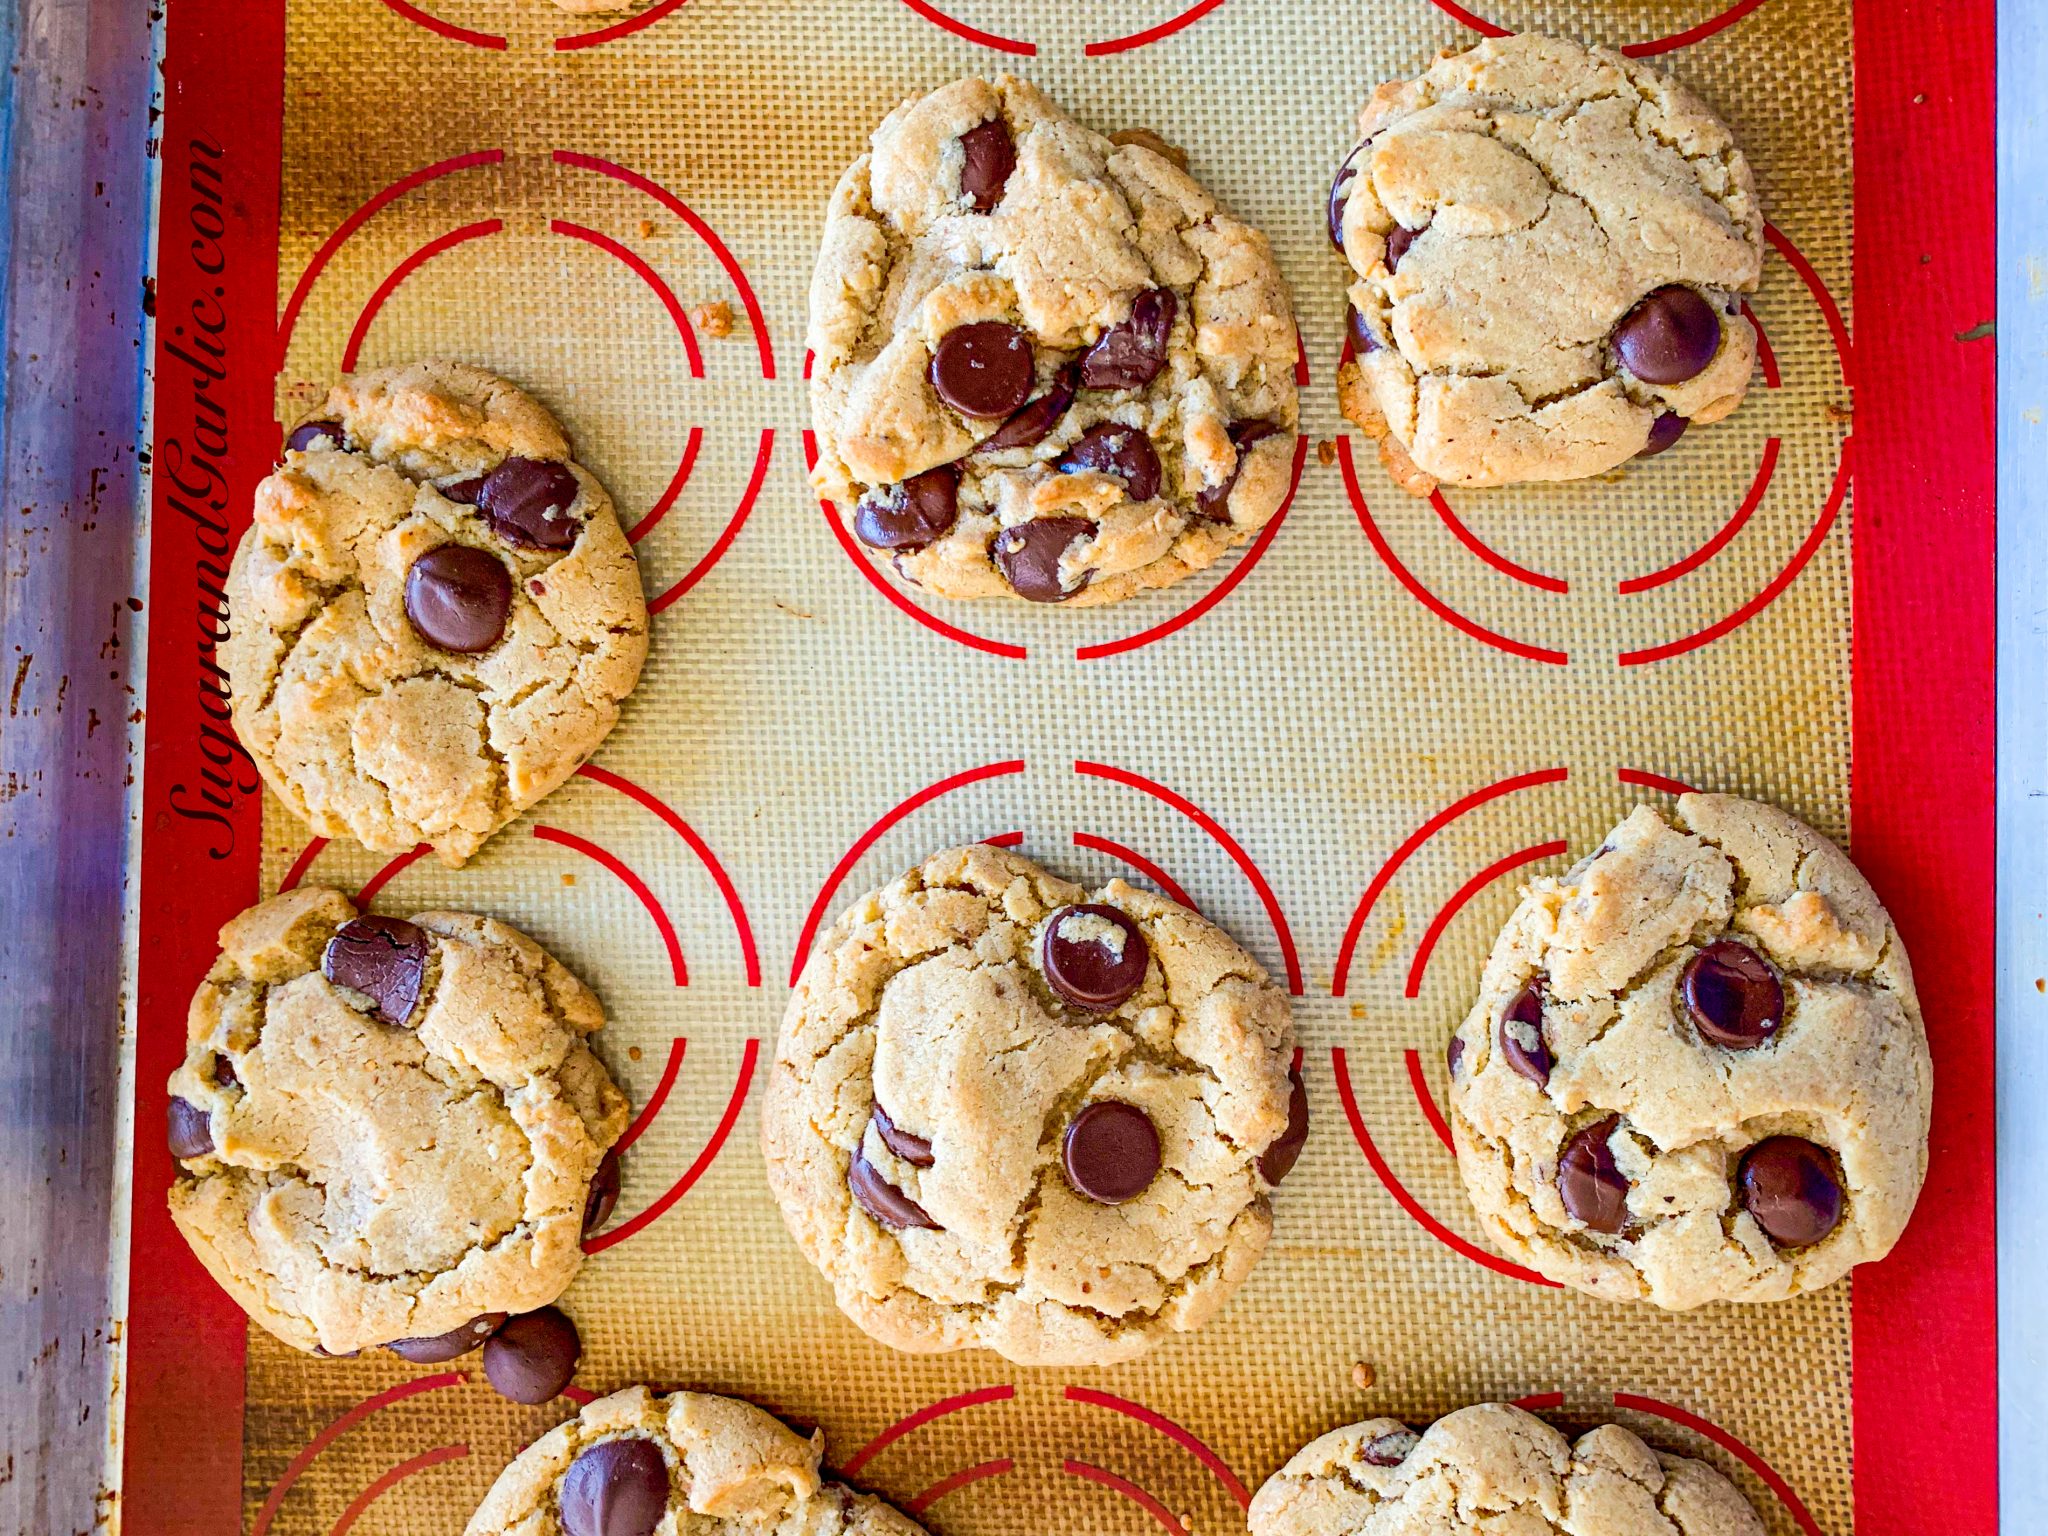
[1074,760,1302,995]
[1617,767,1697,796]
[1071,832,1196,911]
[647,427,775,614]
[252,1373,467,1536]
[1330,1047,1559,1288]
[1084,0,1229,55]
[1618,438,1781,595]
[330,1444,470,1536]
[1512,1391,1565,1411]
[1419,0,1768,56]
[910,1459,1016,1514]
[789,760,1029,986]
[1332,767,1568,997]
[1064,1387,1252,1510]
[843,1385,1017,1476]
[1063,1461,1186,1536]
[626,427,704,545]
[278,837,331,892]
[1406,839,1567,998]
[611,1037,685,1155]
[1745,303,1782,390]
[895,0,1036,53]
[532,825,687,986]
[1428,490,1570,593]
[357,845,430,906]
[340,219,502,373]
[583,1038,759,1252]
[550,220,705,376]
[370,0,504,48]
[1612,1394,1825,1536]
[554,0,689,51]
[1404,1047,1456,1154]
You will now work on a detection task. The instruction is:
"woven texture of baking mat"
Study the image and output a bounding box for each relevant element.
[244,1,1855,1531]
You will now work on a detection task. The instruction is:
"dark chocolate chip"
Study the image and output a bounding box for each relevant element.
[1062,1101,1161,1204]
[930,322,1035,420]
[991,515,1093,603]
[404,544,512,654]
[213,1054,239,1088]
[1042,903,1150,1010]
[1080,288,1176,391]
[1056,422,1161,502]
[1347,305,1380,357]
[385,1313,506,1363]
[1640,411,1689,457]
[167,1097,213,1159]
[853,465,959,551]
[979,365,1078,452]
[1384,225,1418,272]
[1328,145,1363,252]
[1194,419,1282,521]
[286,420,345,453]
[583,1149,621,1238]
[959,118,1016,212]
[848,1146,940,1230]
[322,915,430,1025]
[1557,1115,1631,1234]
[1258,1062,1310,1184]
[1680,940,1783,1050]
[560,1436,671,1536]
[1362,1429,1420,1467]
[482,1307,581,1404]
[439,474,487,505]
[1738,1135,1843,1248]
[871,1103,934,1167]
[1613,286,1722,385]
[1446,1034,1466,1079]
[1498,981,1552,1087]
[477,457,583,549]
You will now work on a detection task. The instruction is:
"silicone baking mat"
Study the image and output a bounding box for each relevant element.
[125,0,1996,1530]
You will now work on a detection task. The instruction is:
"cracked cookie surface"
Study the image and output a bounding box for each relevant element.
[1447,794,1930,1308]
[1333,34,1763,493]
[1250,1403,1763,1536]
[809,75,1299,606]
[225,361,648,867]
[762,844,1300,1365]
[466,1385,927,1536]
[166,886,629,1355]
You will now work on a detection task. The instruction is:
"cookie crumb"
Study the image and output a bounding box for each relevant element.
[637,219,656,238]
[694,301,734,338]
[1351,1360,1376,1390]
[560,872,575,886]
[628,1045,643,1062]
[1317,439,1337,468]
[1825,401,1854,424]
[1109,127,1189,171]
[1349,1003,1367,1020]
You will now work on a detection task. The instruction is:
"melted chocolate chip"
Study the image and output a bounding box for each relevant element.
[991,515,1093,603]
[1042,903,1150,1010]
[477,457,583,549]
[1384,225,1419,272]
[1640,411,1689,457]
[1194,419,1281,521]
[958,118,1016,212]
[167,1097,213,1159]
[1613,286,1722,385]
[1680,941,1783,1050]
[1347,305,1380,357]
[1557,1115,1631,1234]
[848,1146,940,1230]
[560,1436,671,1536]
[1258,1062,1310,1184]
[286,420,345,453]
[322,915,430,1025]
[1738,1136,1843,1248]
[930,322,1035,420]
[582,1149,621,1238]
[404,544,512,654]
[1056,422,1161,502]
[1362,1429,1420,1467]
[1446,1034,1466,1078]
[213,1054,239,1088]
[482,1307,581,1404]
[1080,288,1176,391]
[386,1313,506,1363]
[1498,981,1552,1087]
[1328,145,1364,251]
[1063,1101,1161,1204]
[871,1103,934,1167]
[979,365,1078,452]
[853,465,959,551]
[439,474,487,505]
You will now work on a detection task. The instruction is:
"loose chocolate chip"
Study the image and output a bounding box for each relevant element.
[322,915,430,1025]
[560,1436,671,1536]
[853,465,959,551]
[1739,1136,1843,1248]
[1446,1034,1465,1078]
[1613,285,1722,385]
[1328,145,1363,251]
[871,1103,934,1167]
[1056,422,1161,502]
[213,1054,239,1088]
[1063,1101,1161,1204]
[583,1149,622,1238]
[1194,419,1282,521]
[991,515,1094,603]
[439,474,487,505]
[848,1146,940,1230]
[930,322,1035,420]
[1347,305,1380,357]
[286,420,345,453]
[1384,225,1418,272]
[477,457,583,549]
[1680,940,1783,1050]
[1258,1063,1310,1184]
[385,1313,506,1364]
[482,1307,581,1404]
[979,365,1079,452]
[1362,1429,1420,1467]
[1042,903,1150,1010]
[1498,981,1552,1087]
[1557,1115,1631,1234]
[167,1097,213,1159]
[1080,288,1176,392]
[959,118,1016,212]
[1640,411,1689,457]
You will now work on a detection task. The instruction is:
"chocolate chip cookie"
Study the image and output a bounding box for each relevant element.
[1332,35,1763,493]
[762,844,1304,1365]
[466,1386,927,1536]
[166,886,629,1356]
[809,76,1300,606]
[1447,794,1930,1308]
[1250,1403,1764,1536]
[225,361,648,868]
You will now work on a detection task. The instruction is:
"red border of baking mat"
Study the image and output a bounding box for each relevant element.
[123,1,1998,1529]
